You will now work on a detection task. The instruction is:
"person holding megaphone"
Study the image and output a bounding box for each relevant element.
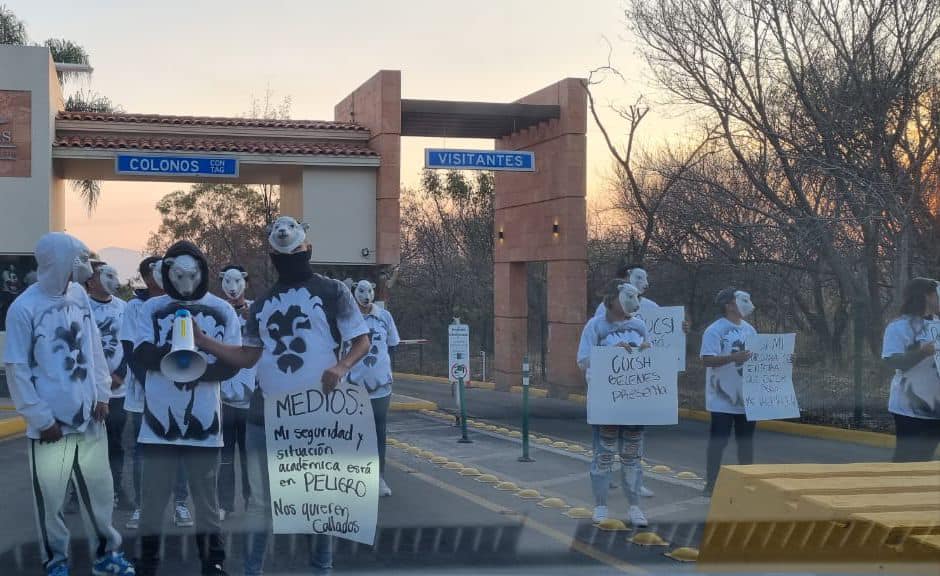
[131,241,242,576]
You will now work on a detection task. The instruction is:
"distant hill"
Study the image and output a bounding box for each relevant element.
[98,247,145,285]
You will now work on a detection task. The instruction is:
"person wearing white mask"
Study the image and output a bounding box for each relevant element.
[882,277,940,462]
[84,261,133,511]
[700,287,757,496]
[594,264,658,320]
[4,232,135,576]
[577,280,652,527]
[346,280,401,497]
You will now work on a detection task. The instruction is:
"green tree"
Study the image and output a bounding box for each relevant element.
[146,183,278,297]
[0,4,26,44]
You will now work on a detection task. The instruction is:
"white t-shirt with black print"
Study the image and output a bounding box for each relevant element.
[346,305,401,399]
[89,296,126,398]
[244,275,369,398]
[121,296,145,413]
[700,317,758,415]
[136,293,241,448]
[221,300,258,409]
[577,314,649,375]
[883,316,940,420]
[4,282,111,439]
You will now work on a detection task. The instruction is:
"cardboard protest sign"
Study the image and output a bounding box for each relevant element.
[643,306,686,370]
[925,320,940,381]
[265,380,379,544]
[742,333,799,421]
[587,346,678,425]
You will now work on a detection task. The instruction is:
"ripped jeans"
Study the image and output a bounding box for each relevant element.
[590,425,644,507]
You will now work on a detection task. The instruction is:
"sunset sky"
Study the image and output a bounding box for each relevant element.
[9,0,691,255]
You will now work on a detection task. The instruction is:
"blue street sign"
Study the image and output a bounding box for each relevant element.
[115,154,239,178]
[425,148,535,172]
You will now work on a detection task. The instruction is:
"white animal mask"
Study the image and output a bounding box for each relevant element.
[150,259,164,290]
[220,268,248,300]
[72,250,94,284]
[99,265,121,296]
[165,254,202,299]
[735,290,755,318]
[2,266,19,294]
[354,280,376,307]
[628,268,649,295]
[268,216,309,254]
[618,283,641,315]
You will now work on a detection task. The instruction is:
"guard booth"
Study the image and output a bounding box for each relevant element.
[0,45,588,397]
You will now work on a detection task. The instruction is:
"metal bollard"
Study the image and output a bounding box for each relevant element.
[519,355,534,462]
[457,375,472,443]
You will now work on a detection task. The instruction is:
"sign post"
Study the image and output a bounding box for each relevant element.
[518,354,534,462]
[449,320,471,442]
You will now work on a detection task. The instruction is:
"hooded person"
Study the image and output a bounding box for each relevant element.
[345,279,401,497]
[216,264,256,519]
[132,241,241,576]
[84,260,134,511]
[700,287,758,495]
[594,264,658,320]
[193,215,371,576]
[4,232,135,576]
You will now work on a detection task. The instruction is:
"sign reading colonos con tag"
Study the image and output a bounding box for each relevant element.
[0,90,31,178]
[116,154,239,178]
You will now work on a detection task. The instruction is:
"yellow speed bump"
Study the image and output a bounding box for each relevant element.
[665,547,699,562]
[397,443,412,451]
[651,465,673,474]
[508,430,522,438]
[386,439,400,447]
[534,437,553,445]
[458,467,482,477]
[629,532,669,546]
[418,450,435,459]
[443,462,464,470]
[430,456,448,464]
[482,424,499,431]
[478,475,501,485]
[676,471,699,480]
[596,519,629,531]
[538,497,568,509]
[494,481,518,490]
[565,507,593,519]
[551,441,570,449]
[405,446,422,455]
[517,489,541,500]
[495,427,511,434]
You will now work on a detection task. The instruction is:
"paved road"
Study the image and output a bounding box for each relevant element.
[0,378,898,575]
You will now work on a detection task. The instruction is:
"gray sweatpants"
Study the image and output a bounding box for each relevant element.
[28,422,122,569]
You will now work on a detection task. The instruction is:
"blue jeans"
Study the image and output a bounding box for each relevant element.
[131,411,189,507]
[244,420,333,575]
[590,425,644,507]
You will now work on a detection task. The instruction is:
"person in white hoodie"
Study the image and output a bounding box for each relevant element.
[4,232,135,576]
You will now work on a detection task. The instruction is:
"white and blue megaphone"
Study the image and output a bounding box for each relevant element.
[160,309,208,382]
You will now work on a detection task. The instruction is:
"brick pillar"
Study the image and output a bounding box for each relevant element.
[494,262,527,390]
[335,70,401,266]
[494,78,587,397]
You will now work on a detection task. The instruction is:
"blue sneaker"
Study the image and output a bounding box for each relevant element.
[92,551,135,575]
[46,562,69,576]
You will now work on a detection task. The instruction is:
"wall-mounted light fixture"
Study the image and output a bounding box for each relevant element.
[552,219,560,237]
[361,248,372,258]
[498,227,505,242]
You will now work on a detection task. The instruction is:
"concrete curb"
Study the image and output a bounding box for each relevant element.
[395,372,900,450]
[394,372,496,390]
[0,416,26,440]
[390,394,437,412]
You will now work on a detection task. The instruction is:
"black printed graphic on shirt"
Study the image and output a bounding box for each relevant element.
[268,303,315,374]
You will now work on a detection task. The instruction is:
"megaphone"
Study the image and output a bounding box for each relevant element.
[160,309,208,382]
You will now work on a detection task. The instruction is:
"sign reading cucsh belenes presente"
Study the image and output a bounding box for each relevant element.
[264,380,379,545]
[449,321,470,407]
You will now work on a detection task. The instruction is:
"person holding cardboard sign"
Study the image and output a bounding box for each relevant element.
[882,277,940,462]
[577,280,652,528]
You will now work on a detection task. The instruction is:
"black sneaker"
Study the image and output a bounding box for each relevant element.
[202,563,228,576]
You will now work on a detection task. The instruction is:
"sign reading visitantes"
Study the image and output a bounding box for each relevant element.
[116,154,239,178]
[425,148,534,172]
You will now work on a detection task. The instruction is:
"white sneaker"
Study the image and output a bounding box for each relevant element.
[219,509,227,522]
[640,485,655,498]
[125,509,140,530]
[592,505,608,523]
[174,503,195,528]
[380,477,392,497]
[628,505,649,527]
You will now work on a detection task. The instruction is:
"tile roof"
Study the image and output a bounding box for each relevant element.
[53,134,378,157]
[57,111,368,132]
